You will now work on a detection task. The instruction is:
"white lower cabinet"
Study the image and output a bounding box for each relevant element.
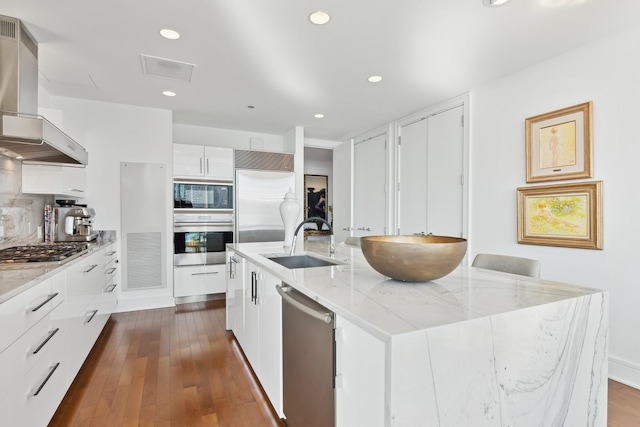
[64,250,108,382]
[225,252,245,333]
[0,243,117,425]
[174,264,226,298]
[226,255,283,417]
[335,315,385,427]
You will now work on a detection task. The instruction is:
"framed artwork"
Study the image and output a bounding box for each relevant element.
[525,101,593,183]
[517,181,602,249]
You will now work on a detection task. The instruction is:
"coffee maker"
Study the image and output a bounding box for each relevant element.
[52,206,98,242]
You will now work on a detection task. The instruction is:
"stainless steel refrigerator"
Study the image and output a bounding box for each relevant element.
[234,150,296,243]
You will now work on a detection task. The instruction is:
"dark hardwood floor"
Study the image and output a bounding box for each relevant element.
[50,300,640,426]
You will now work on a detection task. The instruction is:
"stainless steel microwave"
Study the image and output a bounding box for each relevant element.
[173,180,233,210]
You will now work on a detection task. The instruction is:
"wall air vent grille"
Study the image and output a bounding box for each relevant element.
[125,232,163,290]
[140,54,195,82]
[234,149,295,172]
[0,18,16,39]
[20,25,37,58]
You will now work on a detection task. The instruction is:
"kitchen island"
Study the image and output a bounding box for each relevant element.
[227,240,608,427]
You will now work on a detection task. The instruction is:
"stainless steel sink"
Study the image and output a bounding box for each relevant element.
[267,254,343,269]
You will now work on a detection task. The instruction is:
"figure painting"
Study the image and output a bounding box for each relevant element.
[526,194,587,237]
[517,181,602,249]
[525,101,592,183]
[539,121,577,170]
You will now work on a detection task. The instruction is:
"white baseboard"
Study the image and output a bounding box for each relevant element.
[609,356,640,390]
[113,295,176,313]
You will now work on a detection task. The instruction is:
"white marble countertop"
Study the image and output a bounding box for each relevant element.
[0,236,117,304]
[228,240,605,341]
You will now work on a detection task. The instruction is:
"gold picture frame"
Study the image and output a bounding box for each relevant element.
[517,181,602,249]
[525,101,593,183]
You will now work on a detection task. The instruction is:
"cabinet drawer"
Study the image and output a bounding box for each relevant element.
[0,305,65,402]
[174,264,226,297]
[0,276,64,353]
[0,343,67,427]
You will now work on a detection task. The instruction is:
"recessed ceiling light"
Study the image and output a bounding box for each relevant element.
[162,90,176,97]
[482,0,512,7]
[368,75,383,83]
[314,113,325,119]
[159,29,181,40]
[309,10,331,25]
[248,105,255,109]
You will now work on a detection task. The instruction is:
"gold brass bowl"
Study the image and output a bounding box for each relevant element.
[360,235,468,282]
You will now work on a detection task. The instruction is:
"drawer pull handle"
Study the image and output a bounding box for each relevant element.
[85,309,99,324]
[32,328,60,355]
[105,267,117,275]
[33,362,61,396]
[106,284,117,293]
[191,271,219,276]
[83,264,98,273]
[106,251,117,256]
[31,293,59,312]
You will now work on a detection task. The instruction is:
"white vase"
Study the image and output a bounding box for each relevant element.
[280,188,300,251]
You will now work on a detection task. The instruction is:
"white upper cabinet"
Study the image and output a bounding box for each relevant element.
[21,163,87,198]
[173,143,233,180]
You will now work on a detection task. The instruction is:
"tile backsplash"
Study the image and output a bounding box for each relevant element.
[0,155,52,248]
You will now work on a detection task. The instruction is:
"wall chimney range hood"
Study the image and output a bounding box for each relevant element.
[0,15,88,165]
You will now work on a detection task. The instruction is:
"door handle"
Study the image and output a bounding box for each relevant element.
[276,285,333,324]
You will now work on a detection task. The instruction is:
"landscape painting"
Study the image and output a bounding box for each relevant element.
[517,181,603,249]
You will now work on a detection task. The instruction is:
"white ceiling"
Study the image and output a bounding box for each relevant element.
[1,0,639,141]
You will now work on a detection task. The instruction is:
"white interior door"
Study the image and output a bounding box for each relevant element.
[398,119,428,235]
[354,134,386,237]
[427,105,464,237]
[332,141,352,243]
[398,105,464,237]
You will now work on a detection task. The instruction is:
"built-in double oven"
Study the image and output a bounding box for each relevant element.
[173,180,234,266]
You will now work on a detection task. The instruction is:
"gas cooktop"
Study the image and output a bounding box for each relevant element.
[0,243,88,264]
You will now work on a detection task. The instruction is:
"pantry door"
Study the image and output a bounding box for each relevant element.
[353,134,387,237]
[398,105,464,237]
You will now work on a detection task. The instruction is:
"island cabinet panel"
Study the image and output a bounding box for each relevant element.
[225,251,245,334]
[225,253,284,417]
[387,293,609,427]
[335,315,385,427]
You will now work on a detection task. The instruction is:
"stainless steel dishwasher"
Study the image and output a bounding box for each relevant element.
[276,284,335,427]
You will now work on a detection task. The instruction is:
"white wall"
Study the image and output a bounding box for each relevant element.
[43,95,175,311]
[469,24,640,388]
[173,123,284,151]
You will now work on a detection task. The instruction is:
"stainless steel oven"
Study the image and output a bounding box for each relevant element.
[173,212,234,266]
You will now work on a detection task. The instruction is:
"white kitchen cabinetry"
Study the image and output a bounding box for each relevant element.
[174,263,226,297]
[225,251,245,333]
[0,272,67,426]
[21,163,87,198]
[335,315,385,427]
[64,249,108,382]
[226,256,283,417]
[101,244,119,314]
[173,144,234,180]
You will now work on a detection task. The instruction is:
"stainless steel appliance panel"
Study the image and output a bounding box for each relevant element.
[173,212,233,266]
[277,285,335,427]
[173,180,233,210]
[235,169,295,243]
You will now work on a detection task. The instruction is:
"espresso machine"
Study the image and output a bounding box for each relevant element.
[52,206,98,242]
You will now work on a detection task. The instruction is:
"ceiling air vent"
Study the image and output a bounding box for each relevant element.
[0,17,17,39]
[140,54,196,82]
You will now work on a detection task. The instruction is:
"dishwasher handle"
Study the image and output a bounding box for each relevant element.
[276,285,333,324]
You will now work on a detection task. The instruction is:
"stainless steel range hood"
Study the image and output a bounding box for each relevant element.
[0,15,88,165]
